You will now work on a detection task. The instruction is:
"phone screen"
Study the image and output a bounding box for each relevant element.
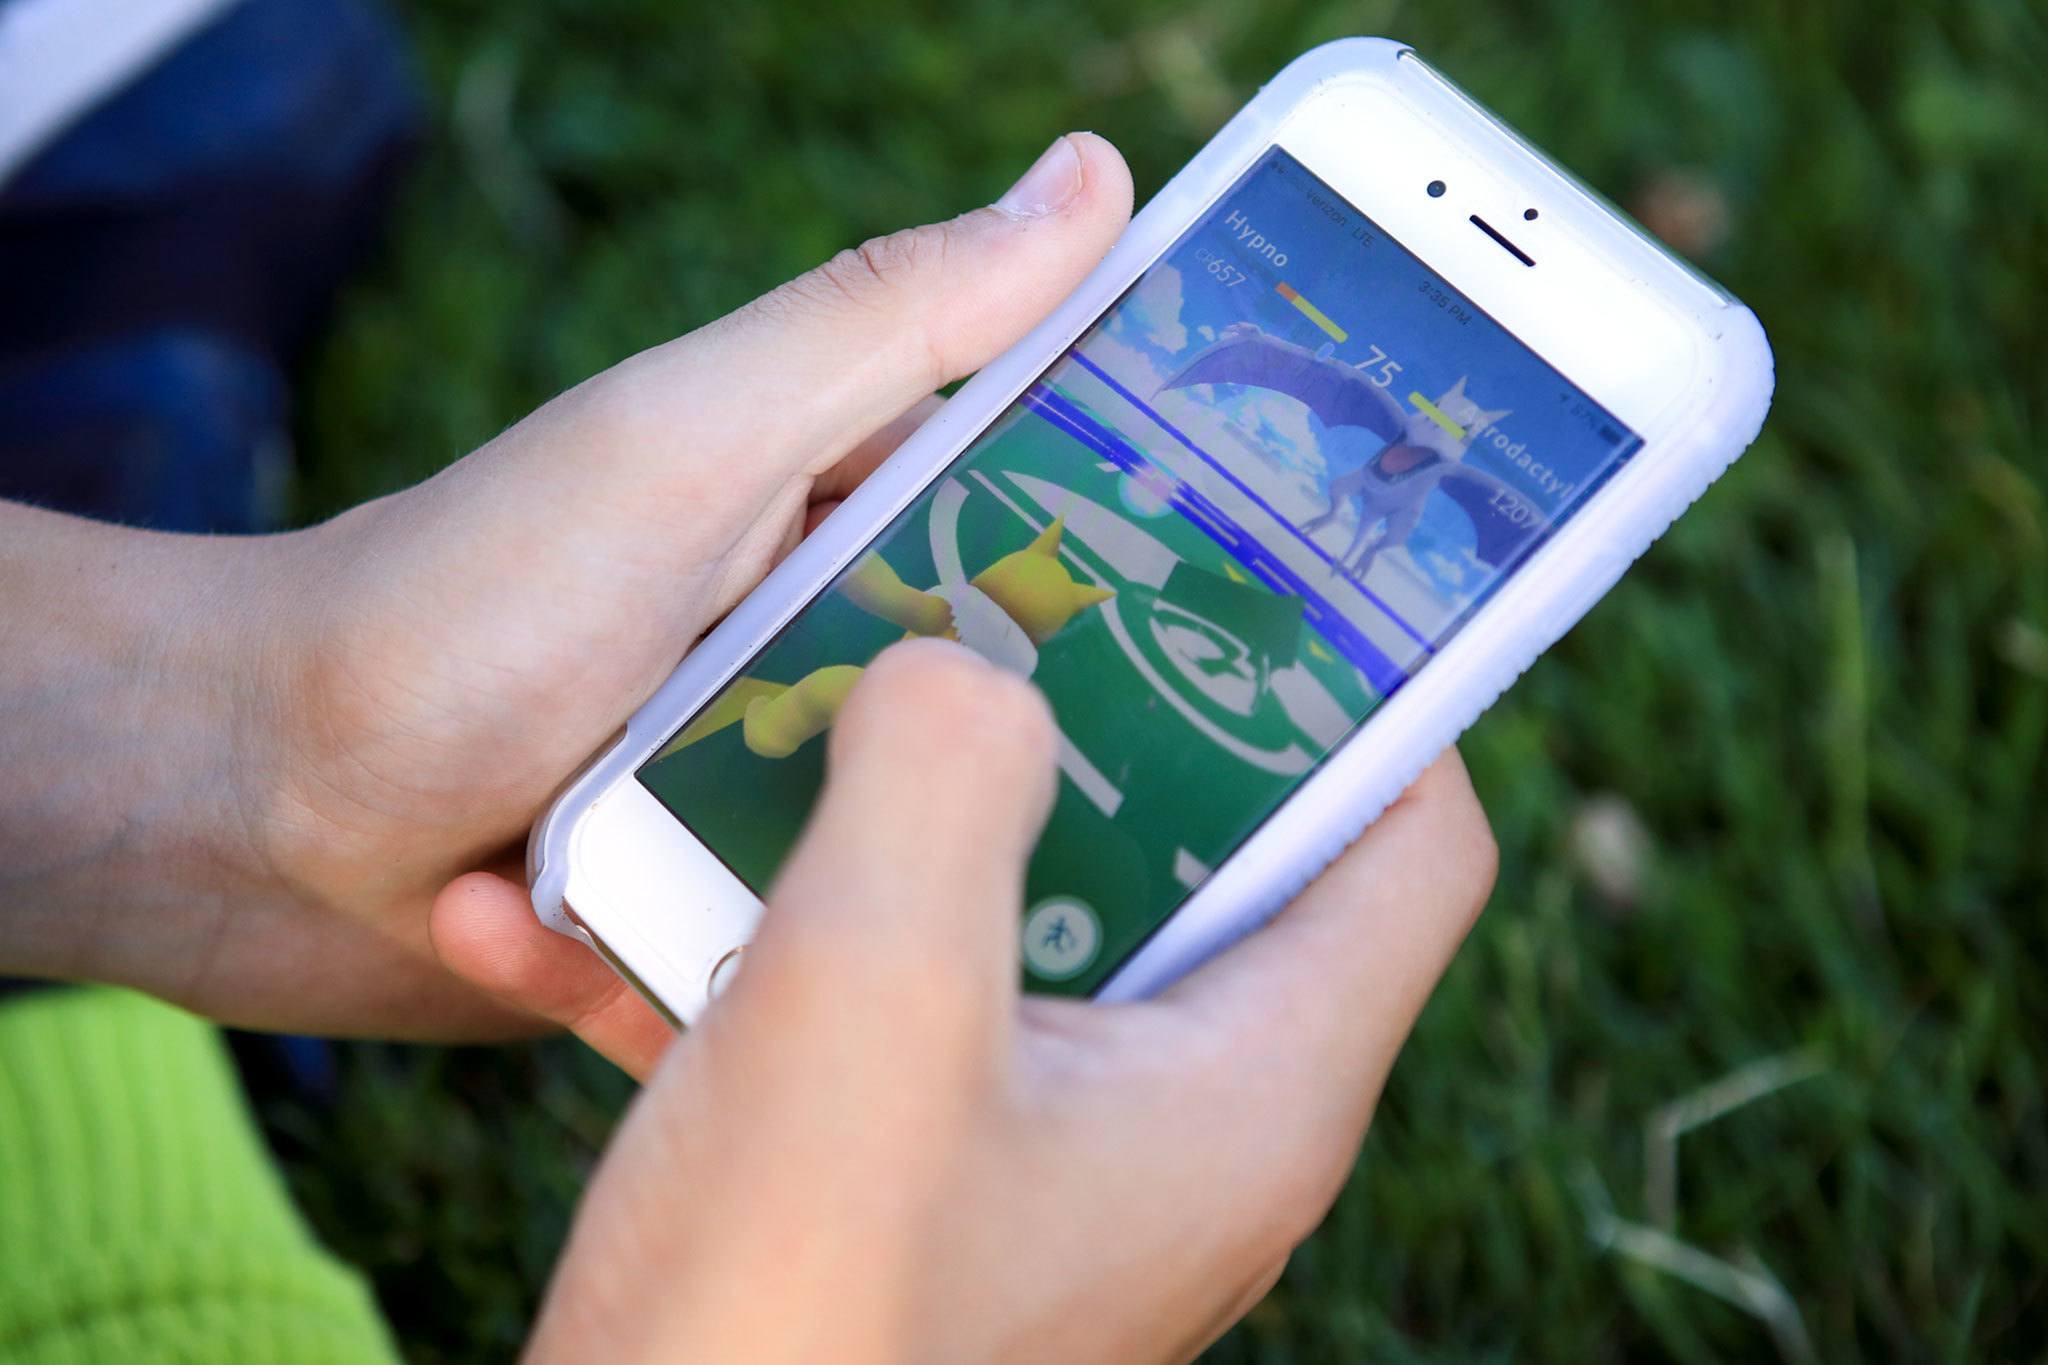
[639,148,1642,994]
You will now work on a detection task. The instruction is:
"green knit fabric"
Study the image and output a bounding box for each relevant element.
[0,988,399,1364]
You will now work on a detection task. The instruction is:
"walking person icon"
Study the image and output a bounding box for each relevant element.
[1022,898,1101,981]
[1043,915,1075,954]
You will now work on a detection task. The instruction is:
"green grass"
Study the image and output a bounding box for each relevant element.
[269,0,2048,1358]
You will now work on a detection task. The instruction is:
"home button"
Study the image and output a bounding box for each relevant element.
[706,946,746,1000]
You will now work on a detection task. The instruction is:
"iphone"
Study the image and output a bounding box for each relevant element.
[528,38,1775,1025]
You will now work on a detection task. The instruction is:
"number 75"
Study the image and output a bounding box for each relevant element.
[1358,345,1403,389]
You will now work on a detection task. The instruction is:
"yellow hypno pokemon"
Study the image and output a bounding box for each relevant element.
[659,516,1114,761]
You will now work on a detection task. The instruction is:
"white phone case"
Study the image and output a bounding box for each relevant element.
[529,37,1774,1022]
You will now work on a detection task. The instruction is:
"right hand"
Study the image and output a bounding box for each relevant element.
[486,640,1496,1364]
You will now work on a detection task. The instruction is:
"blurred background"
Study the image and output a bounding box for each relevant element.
[24,0,2044,1359]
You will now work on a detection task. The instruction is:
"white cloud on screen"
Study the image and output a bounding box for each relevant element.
[1157,389,1334,525]
[1081,332,1173,396]
[1417,546,1481,596]
[1111,265,1190,354]
[1250,401,1324,475]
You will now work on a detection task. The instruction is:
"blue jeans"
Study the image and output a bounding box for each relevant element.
[0,0,418,533]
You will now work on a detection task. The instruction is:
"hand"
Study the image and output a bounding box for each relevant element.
[0,135,1131,1039]
[502,642,1496,1364]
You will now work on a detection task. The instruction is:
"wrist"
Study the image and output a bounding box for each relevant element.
[0,502,295,993]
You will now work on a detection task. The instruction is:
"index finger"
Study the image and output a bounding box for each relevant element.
[730,639,1059,1067]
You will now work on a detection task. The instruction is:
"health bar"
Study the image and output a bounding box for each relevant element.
[1275,281,1347,343]
[1409,390,1467,439]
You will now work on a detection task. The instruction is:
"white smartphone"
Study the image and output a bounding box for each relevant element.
[528,37,1774,1025]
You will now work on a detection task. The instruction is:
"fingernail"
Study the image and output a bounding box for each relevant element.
[996,136,1083,218]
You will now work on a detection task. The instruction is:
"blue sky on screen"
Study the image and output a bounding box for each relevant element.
[1075,150,1638,601]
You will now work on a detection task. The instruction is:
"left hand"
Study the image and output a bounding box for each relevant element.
[1,134,1131,1041]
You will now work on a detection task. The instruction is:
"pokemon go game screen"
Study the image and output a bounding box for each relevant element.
[640,149,1644,994]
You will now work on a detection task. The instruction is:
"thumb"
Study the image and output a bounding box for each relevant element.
[716,639,1059,1075]
[501,133,1132,526]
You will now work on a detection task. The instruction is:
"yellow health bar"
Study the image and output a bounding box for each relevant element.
[1409,390,1467,439]
[1275,281,1348,343]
